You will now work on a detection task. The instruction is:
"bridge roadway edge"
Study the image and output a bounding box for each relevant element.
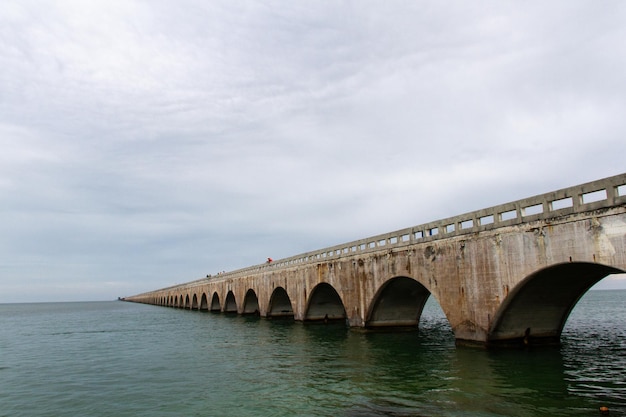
[123,174,626,346]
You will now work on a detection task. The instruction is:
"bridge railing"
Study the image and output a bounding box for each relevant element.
[160,173,626,292]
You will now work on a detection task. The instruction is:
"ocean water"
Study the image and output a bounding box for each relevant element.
[1,290,624,417]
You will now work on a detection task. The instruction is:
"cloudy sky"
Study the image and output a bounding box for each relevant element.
[1,1,625,303]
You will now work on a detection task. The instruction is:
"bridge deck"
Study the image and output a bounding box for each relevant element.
[169,173,626,290]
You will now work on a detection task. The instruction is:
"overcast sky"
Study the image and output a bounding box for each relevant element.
[1,1,625,303]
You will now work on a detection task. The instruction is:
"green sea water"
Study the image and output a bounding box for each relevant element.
[1,290,624,416]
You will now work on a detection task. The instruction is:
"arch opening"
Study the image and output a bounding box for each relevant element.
[224,291,237,313]
[366,276,431,329]
[199,293,208,311]
[304,283,346,323]
[268,287,294,319]
[210,293,221,312]
[242,289,260,315]
[191,294,199,310]
[488,262,623,347]
[184,294,190,309]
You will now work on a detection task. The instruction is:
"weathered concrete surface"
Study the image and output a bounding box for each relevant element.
[124,174,626,346]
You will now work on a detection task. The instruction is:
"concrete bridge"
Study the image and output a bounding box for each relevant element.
[124,173,626,346]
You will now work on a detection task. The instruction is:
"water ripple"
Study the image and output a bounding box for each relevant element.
[0,292,624,416]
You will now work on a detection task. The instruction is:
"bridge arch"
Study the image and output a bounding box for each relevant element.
[488,262,624,346]
[191,294,199,310]
[224,291,237,313]
[185,294,191,309]
[304,283,346,323]
[210,292,221,312]
[366,276,432,328]
[200,293,208,311]
[268,287,294,318]
[243,289,260,315]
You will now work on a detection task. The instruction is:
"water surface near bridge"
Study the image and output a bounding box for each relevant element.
[1,291,624,416]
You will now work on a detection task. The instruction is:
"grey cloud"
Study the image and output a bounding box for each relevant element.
[1,0,625,302]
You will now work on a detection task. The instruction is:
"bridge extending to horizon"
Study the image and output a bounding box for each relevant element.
[124,173,626,346]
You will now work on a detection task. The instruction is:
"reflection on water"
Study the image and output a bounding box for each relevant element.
[0,290,624,417]
[562,290,626,411]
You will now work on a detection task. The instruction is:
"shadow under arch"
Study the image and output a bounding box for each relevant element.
[304,282,346,323]
[267,286,294,319]
[366,276,432,329]
[242,289,260,315]
[224,291,237,313]
[488,262,623,347]
[191,294,199,310]
[199,293,208,311]
[210,292,221,312]
[184,294,191,309]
